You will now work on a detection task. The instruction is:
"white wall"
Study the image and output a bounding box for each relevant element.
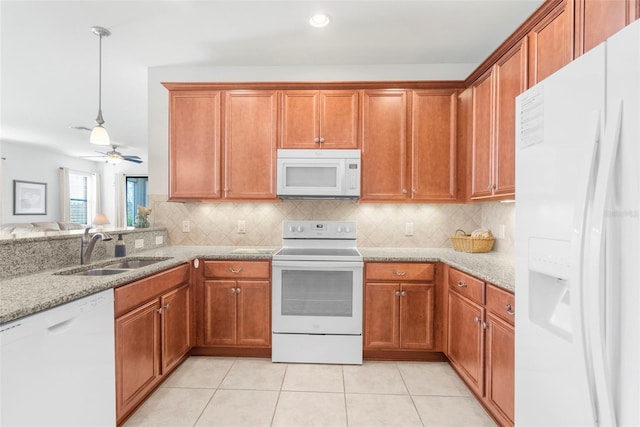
[1,141,147,225]
[147,63,475,196]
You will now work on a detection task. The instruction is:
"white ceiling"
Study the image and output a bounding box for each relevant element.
[1,0,544,162]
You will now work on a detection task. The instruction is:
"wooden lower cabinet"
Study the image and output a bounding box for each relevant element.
[485,312,515,426]
[447,289,485,396]
[198,260,271,352]
[364,262,439,358]
[446,267,514,427]
[202,279,271,347]
[114,264,192,425]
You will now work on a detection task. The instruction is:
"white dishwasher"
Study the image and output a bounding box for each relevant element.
[0,288,116,426]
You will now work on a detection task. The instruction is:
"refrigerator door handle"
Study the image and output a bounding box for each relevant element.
[584,100,623,427]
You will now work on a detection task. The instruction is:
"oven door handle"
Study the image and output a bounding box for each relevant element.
[272,260,364,269]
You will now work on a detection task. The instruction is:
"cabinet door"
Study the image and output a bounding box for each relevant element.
[223,90,278,200]
[400,283,435,350]
[485,312,515,427]
[160,284,191,373]
[236,280,271,347]
[115,300,161,422]
[493,39,527,198]
[203,280,237,346]
[281,91,319,149]
[471,72,494,199]
[169,91,221,200]
[528,0,574,86]
[364,282,400,349]
[361,90,409,201]
[319,90,360,148]
[411,90,457,201]
[447,290,484,396]
[576,0,637,55]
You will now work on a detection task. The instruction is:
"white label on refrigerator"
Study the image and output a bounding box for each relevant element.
[518,85,544,148]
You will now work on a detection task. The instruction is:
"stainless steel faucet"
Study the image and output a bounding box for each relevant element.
[81,227,113,264]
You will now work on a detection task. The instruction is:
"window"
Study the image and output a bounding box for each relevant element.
[68,170,97,226]
[126,176,148,226]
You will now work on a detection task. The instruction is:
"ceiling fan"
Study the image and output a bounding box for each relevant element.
[82,144,143,164]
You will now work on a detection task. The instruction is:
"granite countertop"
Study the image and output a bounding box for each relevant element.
[0,246,513,325]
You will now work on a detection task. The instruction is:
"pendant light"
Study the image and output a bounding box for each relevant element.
[90,26,111,146]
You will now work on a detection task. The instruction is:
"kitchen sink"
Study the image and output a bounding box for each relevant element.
[55,257,172,276]
[101,259,169,269]
[74,268,132,276]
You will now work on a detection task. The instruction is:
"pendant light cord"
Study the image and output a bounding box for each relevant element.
[96,31,104,125]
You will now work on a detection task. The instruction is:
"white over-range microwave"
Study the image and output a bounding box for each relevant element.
[276,149,361,199]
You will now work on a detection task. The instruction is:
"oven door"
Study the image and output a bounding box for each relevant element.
[272,260,363,335]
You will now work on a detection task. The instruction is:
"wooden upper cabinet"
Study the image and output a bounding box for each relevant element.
[223,90,278,200]
[471,72,494,199]
[528,0,574,86]
[361,90,409,201]
[575,0,640,56]
[411,89,458,201]
[471,39,526,200]
[281,90,359,149]
[168,91,221,200]
[493,39,527,198]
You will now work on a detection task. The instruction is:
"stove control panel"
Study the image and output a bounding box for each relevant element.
[282,220,357,239]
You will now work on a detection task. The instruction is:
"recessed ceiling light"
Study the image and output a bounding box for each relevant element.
[309,13,331,28]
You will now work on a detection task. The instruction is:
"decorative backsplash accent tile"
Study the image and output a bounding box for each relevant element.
[149,195,503,250]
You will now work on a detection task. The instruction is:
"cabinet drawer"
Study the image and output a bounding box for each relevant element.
[115,264,190,317]
[365,262,435,281]
[486,283,515,325]
[204,260,270,279]
[448,268,484,304]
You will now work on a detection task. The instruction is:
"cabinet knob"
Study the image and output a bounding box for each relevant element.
[193,258,199,269]
[412,189,417,194]
[473,316,481,323]
[402,189,408,194]
[157,308,163,314]
[230,287,236,294]
[319,137,325,143]
[457,280,467,288]
[235,287,241,294]
[506,303,515,316]
[314,137,320,143]
[400,290,407,297]
[395,290,401,297]
[164,304,170,310]
[482,321,488,329]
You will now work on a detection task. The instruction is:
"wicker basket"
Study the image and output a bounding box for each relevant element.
[450,229,495,253]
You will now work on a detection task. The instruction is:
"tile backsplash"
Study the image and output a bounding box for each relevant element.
[149,195,515,253]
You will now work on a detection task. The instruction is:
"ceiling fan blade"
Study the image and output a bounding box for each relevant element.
[123,157,143,164]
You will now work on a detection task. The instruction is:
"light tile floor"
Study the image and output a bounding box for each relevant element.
[123,357,497,427]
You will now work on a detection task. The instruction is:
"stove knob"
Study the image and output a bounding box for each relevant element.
[345,227,352,233]
[297,226,303,232]
[288,225,296,233]
[336,227,343,233]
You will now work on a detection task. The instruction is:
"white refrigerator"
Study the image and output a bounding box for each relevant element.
[515,20,639,427]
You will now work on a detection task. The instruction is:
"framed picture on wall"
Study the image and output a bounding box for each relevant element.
[13,180,47,215]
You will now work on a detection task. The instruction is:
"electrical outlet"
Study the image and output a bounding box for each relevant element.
[182,220,190,233]
[498,224,506,239]
[135,239,144,249]
[237,220,246,234]
[404,222,414,236]
[155,236,163,245]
